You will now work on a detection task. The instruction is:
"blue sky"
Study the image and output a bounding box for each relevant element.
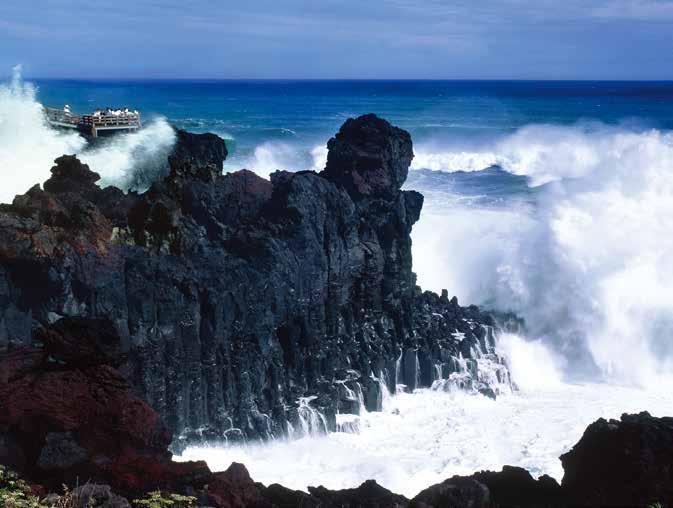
[2,0,673,79]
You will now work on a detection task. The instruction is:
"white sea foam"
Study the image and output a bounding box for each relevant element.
[177,379,673,497]
[412,122,665,185]
[498,333,564,391]
[0,67,176,201]
[411,123,673,386]
[412,148,499,173]
[0,66,85,203]
[79,118,176,189]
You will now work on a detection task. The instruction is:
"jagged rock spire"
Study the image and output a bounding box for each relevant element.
[321,114,414,198]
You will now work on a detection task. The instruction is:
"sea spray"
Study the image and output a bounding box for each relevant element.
[0,65,85,203]
[226,141,327,178]
[79,118,176,190]
[0,67,176,201]
[410,122,673,387]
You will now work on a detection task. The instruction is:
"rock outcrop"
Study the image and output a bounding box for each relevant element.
[561,411,673,507]
[171,129,228,169]
[0,115,509,444]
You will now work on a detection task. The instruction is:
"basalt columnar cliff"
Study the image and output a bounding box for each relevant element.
[0,115,509,445]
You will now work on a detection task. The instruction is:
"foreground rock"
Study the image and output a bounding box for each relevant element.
[0,318,210,495]
[0,115,509,445]
[561,411,673,507]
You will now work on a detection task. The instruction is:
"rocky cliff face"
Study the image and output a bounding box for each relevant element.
[0,114,509,443]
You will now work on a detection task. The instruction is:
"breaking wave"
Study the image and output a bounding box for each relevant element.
[412,122,664,185]
[79,119,176,190]
[0,66,175,203]
[0,66,85,203]
[411,122,673,387]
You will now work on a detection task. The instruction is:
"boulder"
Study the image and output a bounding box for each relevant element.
[561,411,673,507]
[410,476,490,508]
[171,129,228,169]
[321,113,413,198]
[309,480,409,508]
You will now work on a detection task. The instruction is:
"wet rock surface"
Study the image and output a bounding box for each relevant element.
[0,115,508,445]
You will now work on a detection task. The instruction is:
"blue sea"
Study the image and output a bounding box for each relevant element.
[31,79,673,174]
[5,77,673,492]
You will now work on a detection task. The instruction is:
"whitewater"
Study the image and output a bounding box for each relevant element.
[0,66,175,203]
[3,71,673,497]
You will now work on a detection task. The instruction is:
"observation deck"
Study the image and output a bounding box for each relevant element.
[44,105,141,138]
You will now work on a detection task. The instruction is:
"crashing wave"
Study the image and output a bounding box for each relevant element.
[411,122,673,387]
[0,66,176,203]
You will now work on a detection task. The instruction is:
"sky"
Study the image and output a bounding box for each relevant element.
[2,0,673,80]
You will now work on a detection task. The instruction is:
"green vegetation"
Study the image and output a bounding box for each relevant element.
[0,466,86,508]
[132,490,196,508]
[0,466,46,508]
[1,466,196,508]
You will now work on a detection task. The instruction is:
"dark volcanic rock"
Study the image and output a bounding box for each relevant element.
[561,411,673,507]
[472,467,563,508]
[0,116,508,445]
[309,480,409,508]
[410,467,563,508]
[171,128,228,169]
[0,321,210,495]
[201,463,274,508]
[36,316,126,367]
[322,113,413,198]
[410,476,490,508]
